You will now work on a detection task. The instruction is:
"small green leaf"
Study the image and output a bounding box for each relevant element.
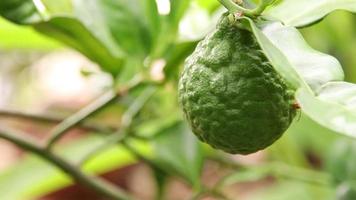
[153,121,204,188]
[264,0,356,27]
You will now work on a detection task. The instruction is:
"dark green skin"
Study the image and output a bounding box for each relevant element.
[178,15,296,154]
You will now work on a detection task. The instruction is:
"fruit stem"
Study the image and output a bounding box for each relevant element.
[218,0,271,18]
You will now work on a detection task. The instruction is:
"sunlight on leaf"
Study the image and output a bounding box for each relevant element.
[296,82,356,138]
[261,22,344,91]
[244,18,356,139]
[242,17,305,89]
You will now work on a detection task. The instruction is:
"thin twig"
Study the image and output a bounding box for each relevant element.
[0,125,132,200]
[0,109,116,133]
[218,0,251,14]
[121,140,158,168]
[45,76,145,150]
[78,86,157,166]
[78,130,128,167]
[45,90,118,150]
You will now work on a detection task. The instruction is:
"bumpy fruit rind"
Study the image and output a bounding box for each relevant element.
[178,14,296,154]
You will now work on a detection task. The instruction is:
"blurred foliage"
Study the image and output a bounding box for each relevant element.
[0,18,60,49]
[0,1,356,200]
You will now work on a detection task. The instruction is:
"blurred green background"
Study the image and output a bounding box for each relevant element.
[0,1,356,200]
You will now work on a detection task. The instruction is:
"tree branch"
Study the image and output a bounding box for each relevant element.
[45,75,145,150]
[78,86,157,166]
[0,125,131,200]
[45,90,118,149]
[0,109,116,133]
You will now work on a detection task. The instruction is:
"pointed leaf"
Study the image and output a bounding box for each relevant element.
[297,82,356,138]
[241,17,305,89]
[260,21,344,91]
[242,18,356,139]
[0,0,155,73]
[0,0,42,24]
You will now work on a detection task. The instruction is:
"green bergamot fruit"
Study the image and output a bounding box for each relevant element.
[178,14,296,155]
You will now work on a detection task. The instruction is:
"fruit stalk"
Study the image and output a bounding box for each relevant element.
[218,0,271,17]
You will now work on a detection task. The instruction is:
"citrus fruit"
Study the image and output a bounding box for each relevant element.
[178,14,296,154]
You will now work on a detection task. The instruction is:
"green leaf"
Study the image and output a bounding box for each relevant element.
[264,0,356,27]
[241,18,305,89]
[35,17,124,74]
[0,0,124,74]
[0,18,60,49]
[91,0,152,57]
[0,0,156,74]
[297,82,356,138]
[0,0,42,24]
[153,121,204,188]
[242,18,356,139]
[260,21,344,91]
